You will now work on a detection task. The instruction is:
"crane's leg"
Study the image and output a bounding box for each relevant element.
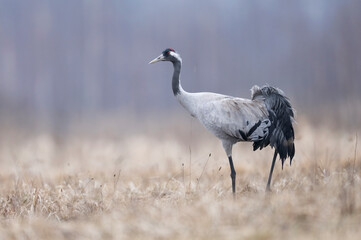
[266,150,278,192]
[222,142,236,196]
[228,156,236,196]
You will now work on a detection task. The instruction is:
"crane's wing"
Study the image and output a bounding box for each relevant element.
[219,97,271,141]
[197,95,271,142]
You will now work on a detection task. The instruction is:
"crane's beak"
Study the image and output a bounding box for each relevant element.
[149,54,165,64]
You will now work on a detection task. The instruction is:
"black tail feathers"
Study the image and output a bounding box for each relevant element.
[251,85,295,168]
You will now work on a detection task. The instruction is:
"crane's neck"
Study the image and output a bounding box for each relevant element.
[172,60,182,96]
[171,60,197,117]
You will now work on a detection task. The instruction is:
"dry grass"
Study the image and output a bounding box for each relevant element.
[0,117,360,239]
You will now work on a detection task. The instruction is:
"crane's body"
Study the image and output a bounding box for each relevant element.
[149,48,295,194]
[178,91,268,147]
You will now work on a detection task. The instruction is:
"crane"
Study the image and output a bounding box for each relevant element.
[149,48,295,194]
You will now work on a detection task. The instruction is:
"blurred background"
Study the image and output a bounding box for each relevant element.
[0,0,360,136]
[1,2,361,238]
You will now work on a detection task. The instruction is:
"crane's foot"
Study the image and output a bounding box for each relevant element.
[265,150,278,193]
[228,156,237,198]
[231,173,236,198]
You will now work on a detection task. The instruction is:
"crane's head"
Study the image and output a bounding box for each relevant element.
[149,48,182,64]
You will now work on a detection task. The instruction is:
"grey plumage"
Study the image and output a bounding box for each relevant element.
[149,49,296,194]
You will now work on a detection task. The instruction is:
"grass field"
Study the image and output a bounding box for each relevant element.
[0,116,360,239]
